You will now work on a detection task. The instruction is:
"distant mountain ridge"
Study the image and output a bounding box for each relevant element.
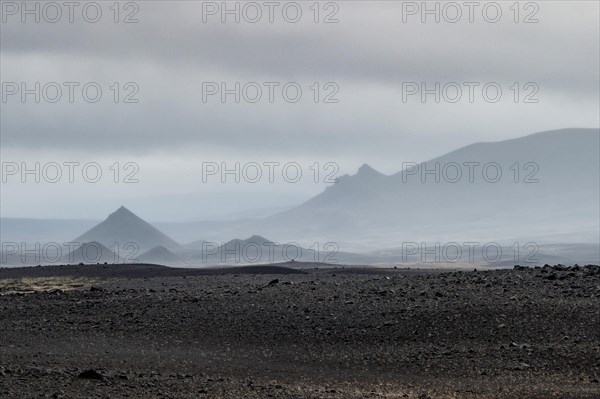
[250,128,600,244]
[2,129,598,262]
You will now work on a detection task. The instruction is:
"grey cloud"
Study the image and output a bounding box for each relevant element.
[0,1,598,158]
[1,2,598,88]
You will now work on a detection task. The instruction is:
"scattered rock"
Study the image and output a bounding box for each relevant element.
[77,369,105,380]
[514,363,531,371]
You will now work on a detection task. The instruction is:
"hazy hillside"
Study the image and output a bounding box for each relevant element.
[62,242,122,265]
[251,128,599,246]
[138,245,190,268]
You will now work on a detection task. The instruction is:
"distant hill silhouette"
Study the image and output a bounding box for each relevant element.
[138,245,189,267]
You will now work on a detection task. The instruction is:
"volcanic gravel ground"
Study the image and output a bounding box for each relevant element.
[0,264,599,398]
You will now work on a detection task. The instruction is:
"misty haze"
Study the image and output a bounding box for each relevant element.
[1,1,599,398]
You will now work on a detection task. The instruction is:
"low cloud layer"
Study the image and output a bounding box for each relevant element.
[1,1,598,219]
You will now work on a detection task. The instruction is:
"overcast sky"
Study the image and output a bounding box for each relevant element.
[1,1,599,221]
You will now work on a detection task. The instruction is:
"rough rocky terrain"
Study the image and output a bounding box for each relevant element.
[1,263,599,398]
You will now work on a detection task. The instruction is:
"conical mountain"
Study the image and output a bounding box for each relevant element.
[74,206,182,252]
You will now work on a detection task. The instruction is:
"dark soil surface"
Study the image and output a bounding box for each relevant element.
[1,263,599,398]
[0,262,311,279]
